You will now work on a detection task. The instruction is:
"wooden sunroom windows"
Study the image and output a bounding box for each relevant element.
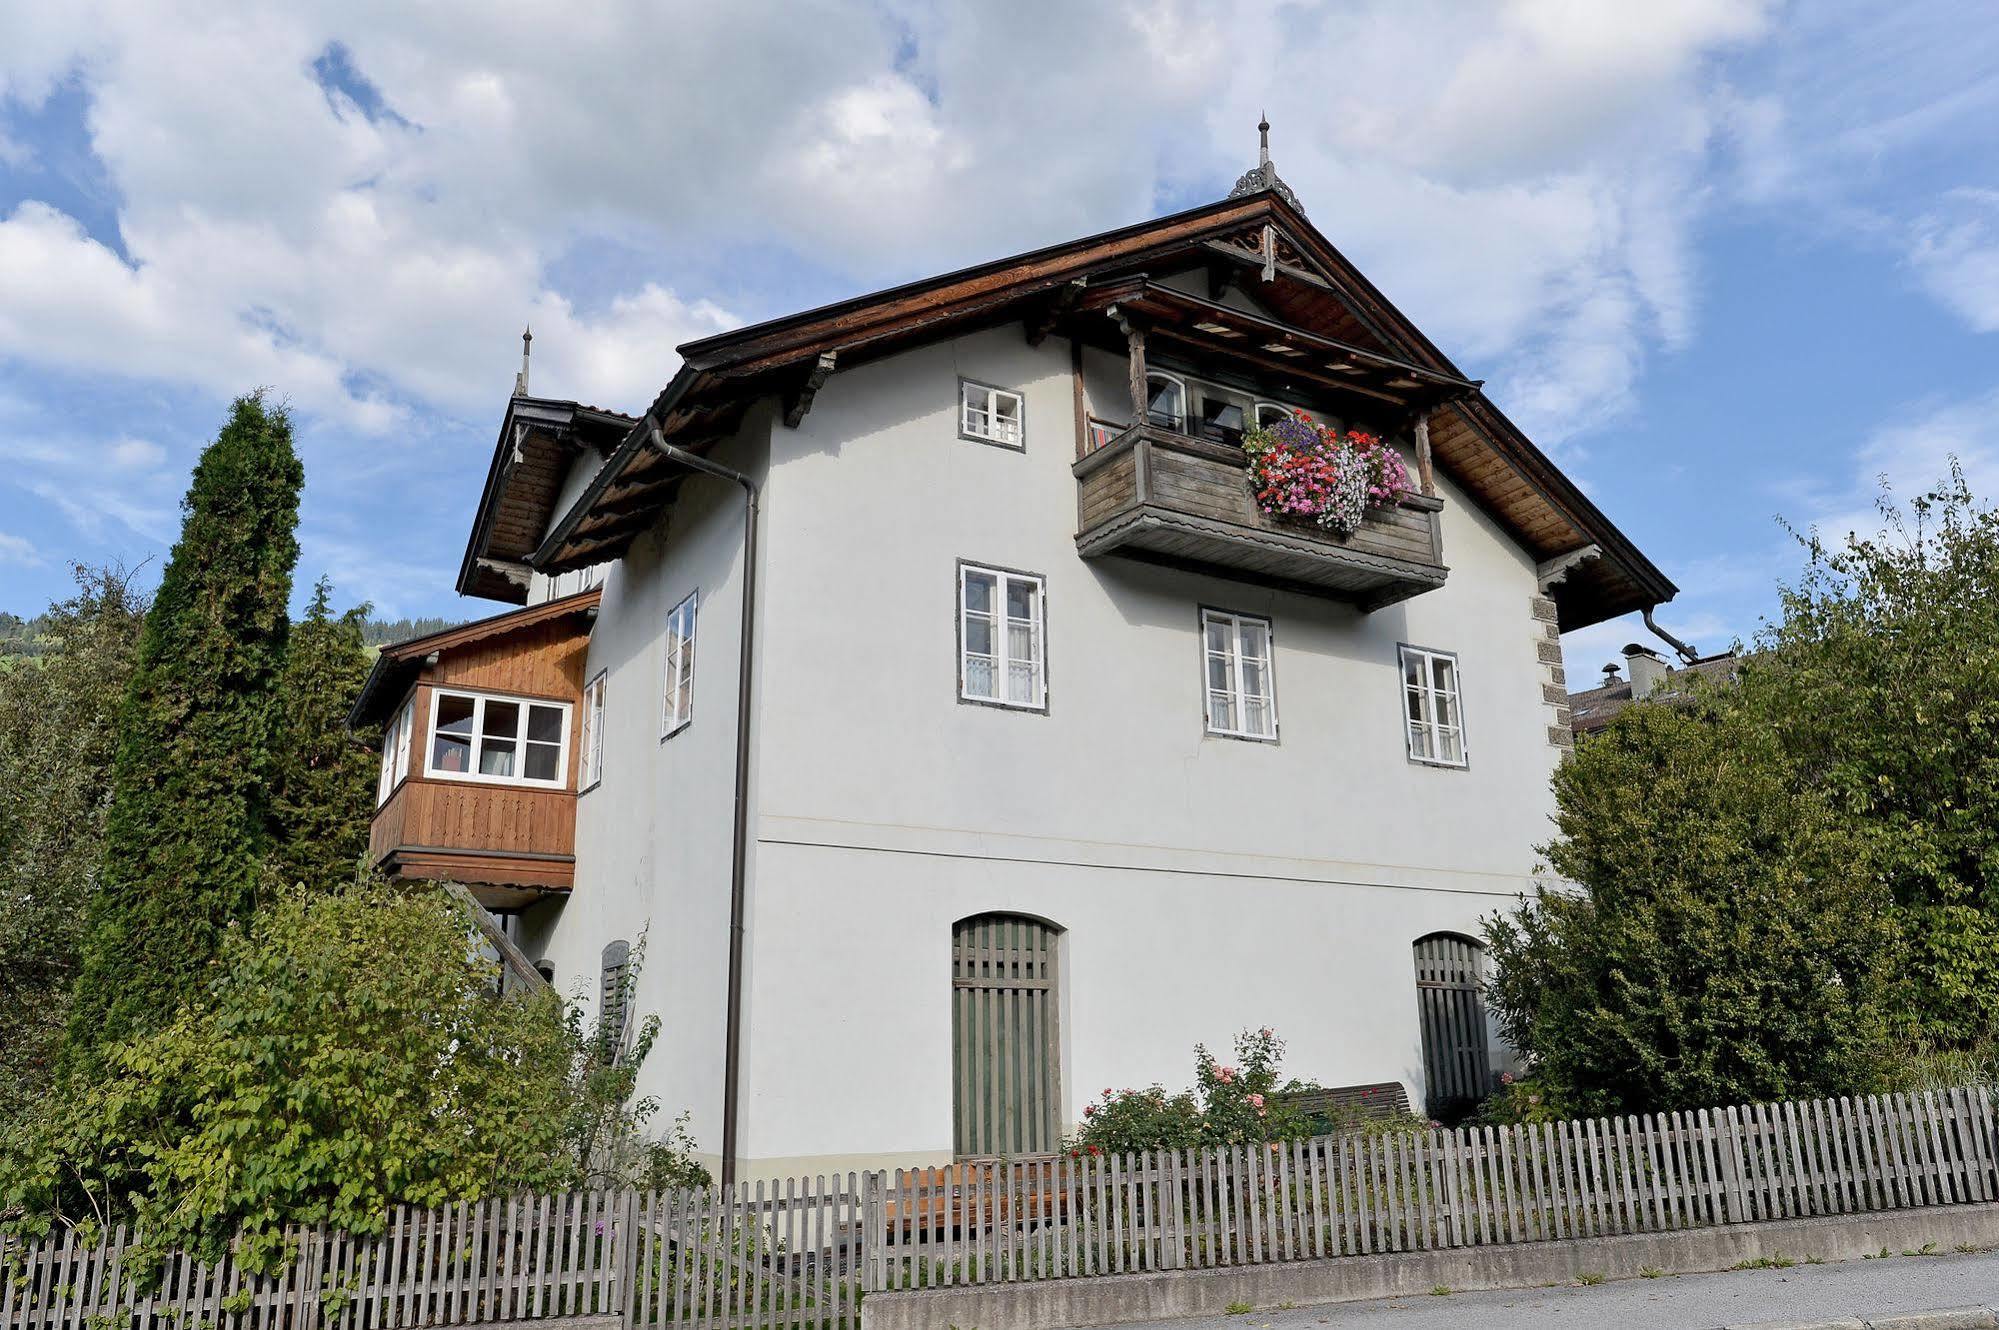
[376,697,414,806]
[426,689,571,787]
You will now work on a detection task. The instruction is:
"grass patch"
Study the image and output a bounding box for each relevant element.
[1429,1285,1451,1296]
[1575,1271,1606,1285]
[1730,1254,1795,1270]
[1639,1266,1664,1279]
[1224,1302,1254,1316]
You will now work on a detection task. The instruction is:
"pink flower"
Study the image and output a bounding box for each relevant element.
[1083,1104,1097,1117]
[1217,1066,1236,1084]
[1259,1027,1274,1039]
[1500,1071,1514,1086]
[1248,1093,1265,1110]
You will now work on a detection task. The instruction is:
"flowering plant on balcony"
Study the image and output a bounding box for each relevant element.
[1240,410,1412,536]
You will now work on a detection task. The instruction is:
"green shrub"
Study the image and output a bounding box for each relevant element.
[3,880,703,1276]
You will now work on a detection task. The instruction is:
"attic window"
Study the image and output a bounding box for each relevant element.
[960,381,1024,448]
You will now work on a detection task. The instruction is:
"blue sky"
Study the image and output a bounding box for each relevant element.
[1,2,1995,679]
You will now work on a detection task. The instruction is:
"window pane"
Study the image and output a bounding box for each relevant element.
[432,695,473,772]
[479,739,517,778]
[1440,728,1464,765]
[993,393,1021,441]
[964,571,994,614]
[1005,578,1035,619]
[1146,377,1182,427]
[1245,697,1270,736]
[1403,652,1425,688]
[1405,685,1426,725]
[524,741,560,782]
[1205,618,1231,654]
[527,704,563,744]
[1431,656,1456,695]
[965,614,993,657]
[1242,656,1267,702]
[1409,722,1432,760]
[1208,691,1235,733]
[1240,621,1269,663]
[482,700,520,741]
[965,654,996,698]
[1207,651,1232,692]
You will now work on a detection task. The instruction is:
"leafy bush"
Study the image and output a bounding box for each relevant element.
[2,880,703,1274]
[1066,1028,1418,1155]
[1486,698,1898,1117]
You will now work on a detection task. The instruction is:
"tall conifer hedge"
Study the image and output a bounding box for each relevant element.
[65,394,303,1061]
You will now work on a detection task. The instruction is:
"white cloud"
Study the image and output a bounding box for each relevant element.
[107,436,165,470]
[1910,189,1999,333]
[0,532,43,567]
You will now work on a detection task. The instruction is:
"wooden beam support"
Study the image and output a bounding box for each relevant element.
[1414,409,1436,497]
[1112,307,1149,424]
[1026,279,1087,347]
[443,880,546,996]
[782,351,837,428]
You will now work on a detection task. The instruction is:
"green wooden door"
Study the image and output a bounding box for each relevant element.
[952,914,1061,1157]
[1414,932,1492,1116]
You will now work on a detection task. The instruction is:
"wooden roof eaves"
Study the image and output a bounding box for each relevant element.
[456,395,638,602]
[348,587,603,728]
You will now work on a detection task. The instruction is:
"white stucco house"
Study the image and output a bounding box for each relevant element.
[353,141,1676,1185]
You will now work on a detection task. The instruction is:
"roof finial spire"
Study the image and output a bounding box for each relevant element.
[1227,113,1305,216]
[513,325,533,398]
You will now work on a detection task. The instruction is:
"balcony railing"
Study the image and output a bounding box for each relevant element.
[1074,422,1447,609]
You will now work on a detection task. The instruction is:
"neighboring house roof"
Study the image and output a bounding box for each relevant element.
[477,185,1676,632]
[456,396,636,603]
[1568,651,1740,737]
[348,588,602,727]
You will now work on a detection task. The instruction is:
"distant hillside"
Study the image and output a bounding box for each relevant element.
[0,610,51,660]
[360,616,464,648]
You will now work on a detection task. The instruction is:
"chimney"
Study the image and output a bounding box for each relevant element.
[1601,661,1621,687]
[1622,643,1667,697]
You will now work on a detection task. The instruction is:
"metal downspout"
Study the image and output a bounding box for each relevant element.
[646,427,759,1189]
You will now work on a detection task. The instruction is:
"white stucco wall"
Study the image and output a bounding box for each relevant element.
[726,323,1555,1175]
[517,414,772,1168]
[526,322,1558,1177]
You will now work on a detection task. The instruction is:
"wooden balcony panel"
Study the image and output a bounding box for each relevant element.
[1075,424,1448,607]
[370,778,576,908]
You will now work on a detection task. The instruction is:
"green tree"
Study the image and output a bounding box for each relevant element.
[3,881,701,1272]
[1738,467,1999,1042]
[1485,701,1899,1116]
[65,393,304,1063]
[0,567,148,1122]
[269,577,376,893]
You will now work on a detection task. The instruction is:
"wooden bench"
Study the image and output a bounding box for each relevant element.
[1276,1081,1414,1127]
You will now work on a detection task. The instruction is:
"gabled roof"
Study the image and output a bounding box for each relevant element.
[348,588,602,727]
[522,187,1676,631]
[457,396,635,603]
[1568,652,1741,736]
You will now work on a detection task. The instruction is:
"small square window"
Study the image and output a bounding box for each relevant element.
[960,381,1025,448]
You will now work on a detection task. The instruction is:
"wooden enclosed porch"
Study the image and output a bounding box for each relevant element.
[350,590,600,912]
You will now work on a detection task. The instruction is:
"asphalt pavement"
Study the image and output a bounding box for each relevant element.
[1097,1248,1999,1329]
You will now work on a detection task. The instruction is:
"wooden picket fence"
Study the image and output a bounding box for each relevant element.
[870,1087,1999,1289]
[3,1089,1995,1327]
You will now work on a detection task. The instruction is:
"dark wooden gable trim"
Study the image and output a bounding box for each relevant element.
[349,588,602,728]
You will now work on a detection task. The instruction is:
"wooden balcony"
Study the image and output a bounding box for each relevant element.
[1074,423,1447,607]
[371,777,575,911]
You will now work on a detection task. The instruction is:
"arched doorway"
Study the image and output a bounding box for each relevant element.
[952,913,1062,1157]
[1412,932,1492,1118]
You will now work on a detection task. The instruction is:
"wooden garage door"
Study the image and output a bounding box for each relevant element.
[952,914,1061,1158]
[1413,932,1492,1115]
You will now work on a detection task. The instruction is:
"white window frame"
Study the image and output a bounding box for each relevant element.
[957,562,1047,712]
[662,591,697,739]
[1145,372,1187,432]
[959,379,1025,449]
[1201,608,1278,741]
[1253,401,1296,430]
[376,695,414,806]
[580,671,606,792]
[1401,644,1468,768]
[422,688,573,789]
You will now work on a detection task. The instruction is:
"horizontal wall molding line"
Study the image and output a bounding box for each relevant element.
[758,814,1540,899]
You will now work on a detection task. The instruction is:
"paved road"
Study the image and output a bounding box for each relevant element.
[1104,1249,1999,1329]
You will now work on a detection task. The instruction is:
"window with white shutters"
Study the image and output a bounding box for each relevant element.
[662,592,697,737]
[580,672,605,790]
[1401,644,1467,767]
[1202,608,1277,740]
[958,563,1045,710]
